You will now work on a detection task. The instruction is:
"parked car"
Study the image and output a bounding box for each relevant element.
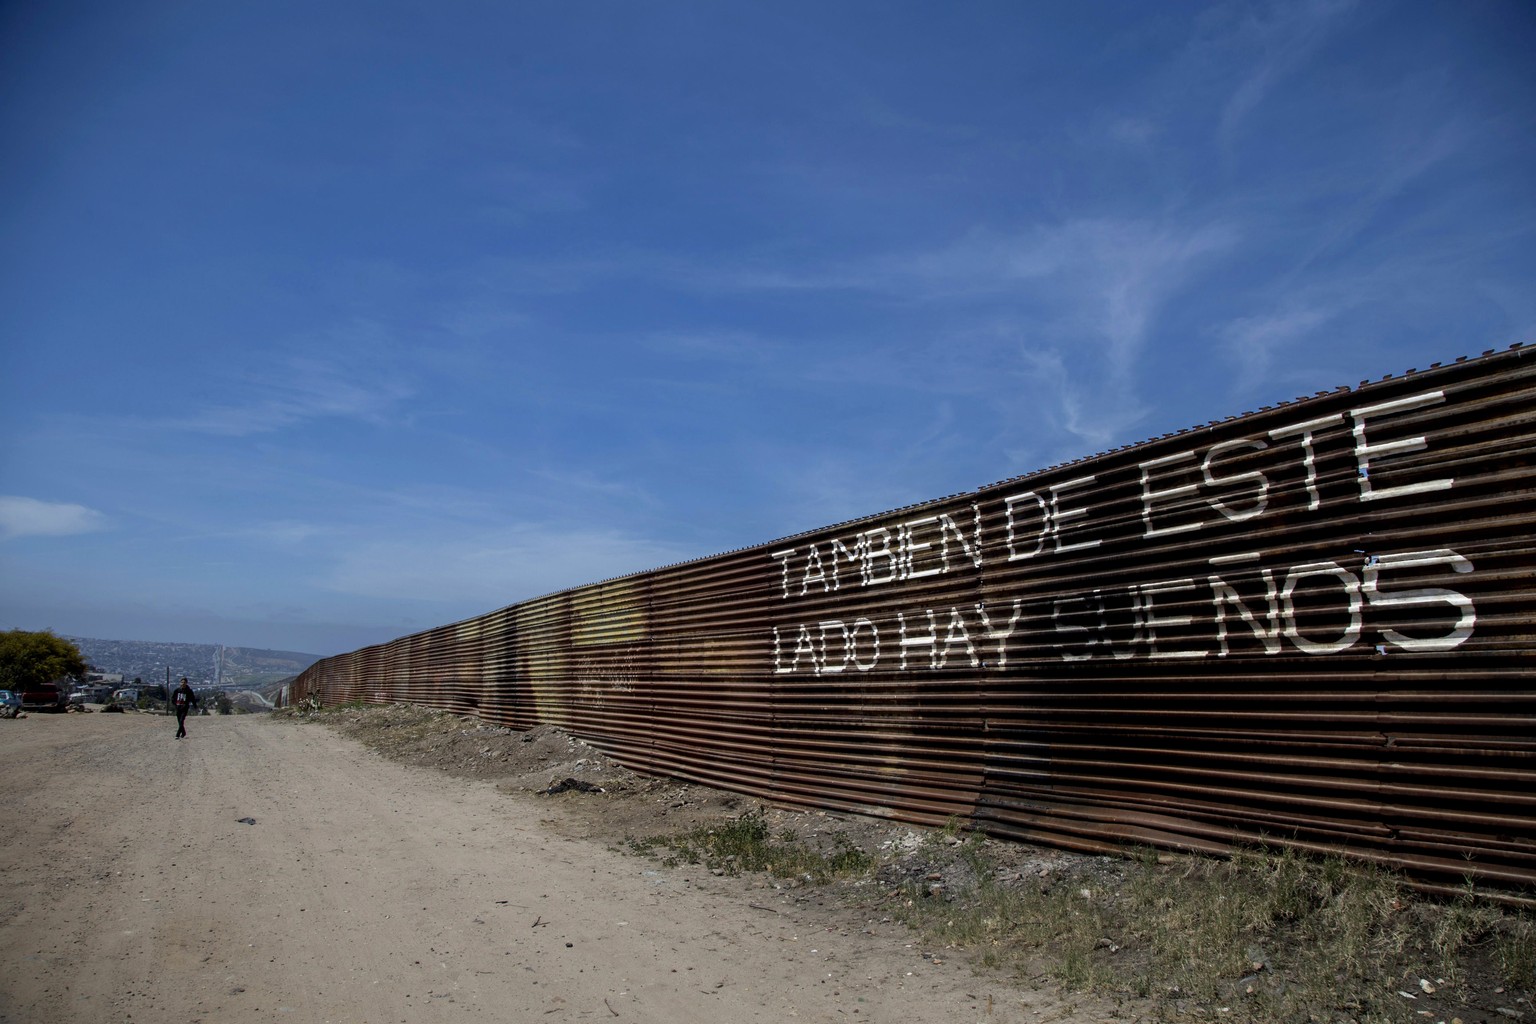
[0,689,22,717]
[67,690,90,706]
[19,682,68,712]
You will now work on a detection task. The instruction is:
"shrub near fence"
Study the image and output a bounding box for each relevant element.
[292,345,1536,895]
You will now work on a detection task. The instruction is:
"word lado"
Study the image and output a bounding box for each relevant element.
[767,389,1477,674]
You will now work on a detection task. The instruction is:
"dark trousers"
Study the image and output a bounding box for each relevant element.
[176,708,189,737]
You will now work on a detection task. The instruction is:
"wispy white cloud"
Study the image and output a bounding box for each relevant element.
[0,496,109,539]
[607,216,1238,469]
[640,329,777,363]
[1013,218,1237,377]
[850,96,982,142]
[522,466,662,508]
[1288,112,1473,279]
[474,166,590,224]
[162,322,417,438]
[756,447,933,537]
[317,523,696,608]
[237,520,334,547]
[885,219,1235,451]
[1474,282,1536,347]
[1219,299,1341,394]
[1213,0,1358,147]
[438,302,530,341]
[1016,347,1126,453]
[642,218,1238,370]
[1102,116,1161,151]
[1211,100,1509,396]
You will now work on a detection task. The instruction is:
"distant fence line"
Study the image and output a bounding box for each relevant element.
[291,344,1536,897]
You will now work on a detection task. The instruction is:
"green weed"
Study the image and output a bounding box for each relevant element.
[1495,914,1536,991]
[626,810,874,882]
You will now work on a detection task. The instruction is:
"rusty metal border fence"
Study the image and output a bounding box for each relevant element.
[290,345,1536,896]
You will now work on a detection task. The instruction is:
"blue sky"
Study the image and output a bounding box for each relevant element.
[2,1,1532,656]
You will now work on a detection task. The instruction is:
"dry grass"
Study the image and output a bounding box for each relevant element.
[626,809,874,882]
[887,833,1534,1023]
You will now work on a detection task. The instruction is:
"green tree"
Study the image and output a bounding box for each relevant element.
[0,629,88,692]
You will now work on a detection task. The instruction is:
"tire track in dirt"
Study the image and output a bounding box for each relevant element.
[1,713,1090,1023]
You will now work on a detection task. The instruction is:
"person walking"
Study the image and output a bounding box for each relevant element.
[173,677,199,739]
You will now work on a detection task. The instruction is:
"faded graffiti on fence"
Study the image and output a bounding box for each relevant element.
[288,348,1536,891]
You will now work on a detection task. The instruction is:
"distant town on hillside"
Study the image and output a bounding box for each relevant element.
[65,636,321,691]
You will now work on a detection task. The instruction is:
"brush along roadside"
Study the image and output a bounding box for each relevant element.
[625,810,1531,1024]
[284,702,1533,1023]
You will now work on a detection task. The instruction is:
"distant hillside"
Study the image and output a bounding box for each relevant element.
[67,637,322,689]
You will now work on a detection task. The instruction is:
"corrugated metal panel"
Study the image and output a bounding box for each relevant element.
[289,345,1536,891]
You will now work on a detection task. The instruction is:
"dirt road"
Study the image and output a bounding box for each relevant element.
[0,713,1076,1024]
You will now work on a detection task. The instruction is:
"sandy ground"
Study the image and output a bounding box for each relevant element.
[0,712,1092,1024]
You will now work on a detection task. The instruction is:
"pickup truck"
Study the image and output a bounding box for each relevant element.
[19,682,68,712]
